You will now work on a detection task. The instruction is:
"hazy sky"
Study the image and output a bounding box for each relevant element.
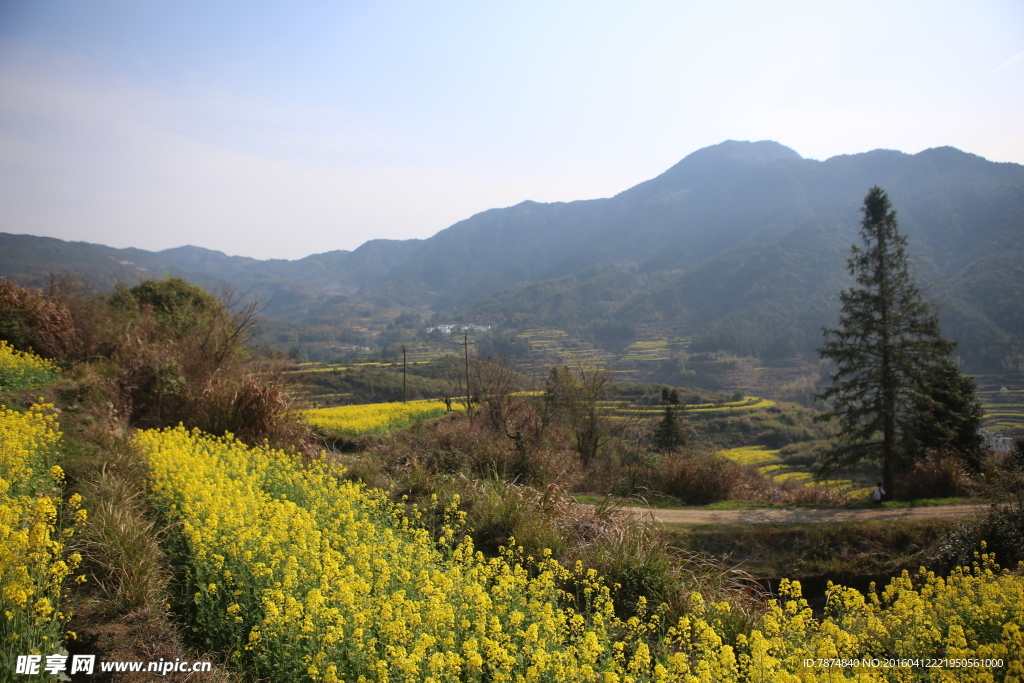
[1,1,1022,260]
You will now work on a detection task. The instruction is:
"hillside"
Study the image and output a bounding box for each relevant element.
[437,144,1024,371]
[0,232,422,320]
[3,139,1023,372]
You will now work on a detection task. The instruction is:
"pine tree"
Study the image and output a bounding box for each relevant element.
[902,355,985,469]
[816,187,967,496]
[653,388,687,452]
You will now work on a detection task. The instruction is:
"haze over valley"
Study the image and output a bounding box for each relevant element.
[4,139,1023,395]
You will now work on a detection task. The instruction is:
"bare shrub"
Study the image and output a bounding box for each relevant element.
[897,447,978,501]
[653,449,741,505]
[0,277,77,359]
[191,366,311,450]
[779,482,851,506]
[545,365,623,467]
[362,411,581,490]
[88,279,308,447]
[728,464,777,501]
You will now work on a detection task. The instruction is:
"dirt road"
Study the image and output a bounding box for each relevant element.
[615,504,989,525]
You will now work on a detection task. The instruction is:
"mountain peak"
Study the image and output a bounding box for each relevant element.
[620,140,802,201]
[158,245,265,271]
[683,139,802,166]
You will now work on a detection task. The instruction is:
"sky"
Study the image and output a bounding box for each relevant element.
[1,1,1022,261]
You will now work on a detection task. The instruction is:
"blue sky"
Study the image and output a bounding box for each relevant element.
[1,0,1022,260]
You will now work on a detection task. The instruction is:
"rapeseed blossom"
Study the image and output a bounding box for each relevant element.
[304,399,462,437]
[141,427,654,682]
[140,426,1024,682]
[1,404,84,672]
[0,342,59,391]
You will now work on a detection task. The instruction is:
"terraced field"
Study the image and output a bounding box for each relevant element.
[515,328,617,377]
[601,395,775,419]
[718,444,869,497]
[975,374,1024,436]
[614,337,677,374]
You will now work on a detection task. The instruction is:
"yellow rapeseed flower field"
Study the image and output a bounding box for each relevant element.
[140,426,641,682]
[140,426,1024,682]
[719,446,781,467]
[0,404,84,671]
[0,342,59,391]
[304,399,462,437]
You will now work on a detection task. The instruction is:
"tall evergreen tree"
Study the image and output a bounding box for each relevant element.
[902,355,985,469]
[816,187,965,496]
[653,388,688,452]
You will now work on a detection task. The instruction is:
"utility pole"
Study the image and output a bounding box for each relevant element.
[463,333,471,416]
[402,345,407,403]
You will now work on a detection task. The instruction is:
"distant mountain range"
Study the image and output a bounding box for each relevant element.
[3,140,1023,371]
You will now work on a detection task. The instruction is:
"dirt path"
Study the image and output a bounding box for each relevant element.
[614,504,988,525]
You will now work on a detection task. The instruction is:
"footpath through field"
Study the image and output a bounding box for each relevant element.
[613,503,989,525]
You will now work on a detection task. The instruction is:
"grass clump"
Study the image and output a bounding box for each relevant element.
[76,465,169,616]
[895,447,981,501]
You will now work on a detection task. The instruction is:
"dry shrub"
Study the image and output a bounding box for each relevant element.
[778,482,851,506]
[191,367,311,450]
[981,450,1024,503]
[365,416,511,478]
[581,455,625,496]
[653,449,741,505]
[583,444,765,503]
[0,277,77,359]
[431,417,522,478]
[728,464,777,501]
[361,413,581,489]
[711,461,851,506]
[1,276,306,447]
[897,447,978,501]
[92,281,308,448]
[330,449,388,490]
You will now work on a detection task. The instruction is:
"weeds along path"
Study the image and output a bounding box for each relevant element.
[612,503,989,525]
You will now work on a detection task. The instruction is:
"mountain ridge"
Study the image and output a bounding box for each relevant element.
[3,140,1022,371]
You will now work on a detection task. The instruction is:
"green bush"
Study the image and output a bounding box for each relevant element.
[933,502,1024,572]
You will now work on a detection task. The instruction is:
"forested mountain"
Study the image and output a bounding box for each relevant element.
[0,233,422,319]
[423,142,1024,370]
[3,140,1023,371]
